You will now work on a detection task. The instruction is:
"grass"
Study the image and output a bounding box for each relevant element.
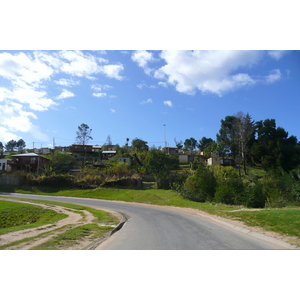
[31,224,113,250]
[1,183,300,247]
[0,199,68,236]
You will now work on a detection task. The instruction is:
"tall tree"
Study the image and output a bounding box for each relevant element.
[184,137,197,153]
[232,112,255,175]
[5,140,17,151]
[198,137,214,151]
[216,116,238,159]
[131,138,148,152]
[252,119,300,171]
[16,139,26,152]
[0,141,3,157]
[76,123,93,145]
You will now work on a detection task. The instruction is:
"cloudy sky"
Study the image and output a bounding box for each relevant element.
[0,50,299,149]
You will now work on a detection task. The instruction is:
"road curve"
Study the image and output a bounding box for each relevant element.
[0,192,291,250]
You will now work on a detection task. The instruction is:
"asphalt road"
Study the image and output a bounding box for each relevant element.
[0,192,288,250]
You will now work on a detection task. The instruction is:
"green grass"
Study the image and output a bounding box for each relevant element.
[31,224,113,250]
[0,199,68,236]
[221,207,300,239]
[2,184,300,246]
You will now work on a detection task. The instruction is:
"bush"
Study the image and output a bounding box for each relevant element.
[244,181,266,208]
[214,185,236,205]
[181,163,217,202]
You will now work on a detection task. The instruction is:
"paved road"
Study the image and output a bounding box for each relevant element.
[0,192,288,250]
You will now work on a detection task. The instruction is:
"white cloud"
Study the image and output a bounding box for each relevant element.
[164,100,173,107]
[56,89,75,99]
[131,50,155,75]
[91,84,112,91]
[55,78,80,87]
[153,50,279,96]
[0,126,19,142]
[268,50,289,60]
[141,98,153,104]
[100,64,124,80]
[93,92,107,97]
[0,50,124,141]
[158,81,168,88]
[264,69,281,84]
[110,108,116,113]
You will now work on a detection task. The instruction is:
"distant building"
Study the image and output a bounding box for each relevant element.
[8,153,50,173]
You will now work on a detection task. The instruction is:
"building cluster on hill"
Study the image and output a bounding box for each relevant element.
[0,141,234,174]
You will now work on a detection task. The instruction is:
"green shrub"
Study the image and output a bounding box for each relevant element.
[244,182,266,208]
[181,163,216,202]
[214,185,236,205]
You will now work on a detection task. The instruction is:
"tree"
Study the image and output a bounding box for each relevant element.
[184,137,197,153]
[252,119,300,172]
[198,137,214,151]
[144,149,179,186]
[106,135,112,145]
[216,116,239,159]
[131,138,148,152]
[0,141,4,157]
[5,140,17,151]
[232,112,255,175]
[16,139,26,152]
[174,138,183,150]
[45,150,75,171]
[76,123,93,145]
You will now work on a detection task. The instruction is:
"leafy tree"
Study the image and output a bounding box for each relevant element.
[16,139,26,152]
[76,123,93,145]
[184,137,197,153]
[203,141,218,156]
[252,119,300,172]
[144,149,179,185]
[5,140,17,151]
[216,116,238,159]
[198,137,214,151]
[45,150,76,171]
[131,138,148,152]
[182,162,216,202]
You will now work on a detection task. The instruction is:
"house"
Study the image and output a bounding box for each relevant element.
[34,147,51,155]
[8,153,50,173]
[160,147,179,154]
[179,154,196,163]
[205,152,236,166]
[55,146,71,152]
[70,144,93,154]
[102,150,117,160]
[0,159,12,172]
[116,157,132,166]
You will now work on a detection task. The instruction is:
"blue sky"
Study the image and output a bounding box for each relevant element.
[0,50,300,149]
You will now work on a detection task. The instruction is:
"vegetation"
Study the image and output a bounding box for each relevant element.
[0,200,67,235]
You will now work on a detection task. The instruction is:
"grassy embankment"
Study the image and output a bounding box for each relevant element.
[1,178,300,247]
[0,197,119,250]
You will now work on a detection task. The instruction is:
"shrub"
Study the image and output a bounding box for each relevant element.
[181,163,217,202]
[244,181,266,208]
[214,185,236,205]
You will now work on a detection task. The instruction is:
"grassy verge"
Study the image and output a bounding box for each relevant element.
[1,184,300,246]
[0,199,68,236]
[31,224,114,250]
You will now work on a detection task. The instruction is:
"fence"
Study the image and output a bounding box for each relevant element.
[0,175,25,185]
